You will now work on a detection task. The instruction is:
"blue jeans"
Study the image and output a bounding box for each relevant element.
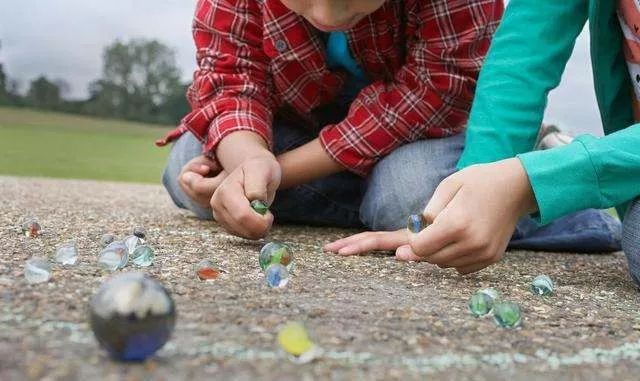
[162,120,463,229]
[623,198,640,287]
[162,120,621,252]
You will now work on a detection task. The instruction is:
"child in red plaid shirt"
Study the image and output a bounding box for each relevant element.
[160,0,503,239]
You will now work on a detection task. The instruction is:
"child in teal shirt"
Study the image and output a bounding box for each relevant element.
[327,0,640,284]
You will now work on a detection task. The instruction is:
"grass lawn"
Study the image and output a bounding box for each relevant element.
[0,107,174,184]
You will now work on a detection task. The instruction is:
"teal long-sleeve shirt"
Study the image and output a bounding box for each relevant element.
[457,0,640,224]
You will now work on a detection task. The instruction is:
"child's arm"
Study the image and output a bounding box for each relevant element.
[178,0,278,238]
[276,139,343,189]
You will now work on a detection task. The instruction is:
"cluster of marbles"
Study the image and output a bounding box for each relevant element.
[277,322,322,364]
[98,228,155,271]
[89,273,176,361]
[259,241,294,288]
[468,287,522,328]
[467,275,555,329]
[21,222,155,284]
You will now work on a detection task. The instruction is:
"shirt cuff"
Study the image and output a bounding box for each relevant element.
[517,140,602,225]
[202,111,273,158]
[318,124,374,177]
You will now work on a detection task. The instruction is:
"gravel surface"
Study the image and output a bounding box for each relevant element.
[1,176,640,380]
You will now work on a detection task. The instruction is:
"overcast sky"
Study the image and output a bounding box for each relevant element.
[0,0,602,135]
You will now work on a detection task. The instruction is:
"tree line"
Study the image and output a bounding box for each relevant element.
[0,39,190,126]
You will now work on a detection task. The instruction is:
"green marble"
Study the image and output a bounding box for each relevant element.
[131,245,154,267]
[493,302,522,328]
[251,200,269,215]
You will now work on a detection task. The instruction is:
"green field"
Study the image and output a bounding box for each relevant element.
[0,107,174,183]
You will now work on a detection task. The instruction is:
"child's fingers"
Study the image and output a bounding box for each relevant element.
[337,230,408,256]
[220,178,273,239]
[179,171,203,197]
[395,245,422,262]
[243,162,276,203]
[324,232,377,252]
[422,176,462,223]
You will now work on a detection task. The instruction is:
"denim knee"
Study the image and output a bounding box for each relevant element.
[161,132,213,220]
[359,134,464,231]
[622,198,640,286]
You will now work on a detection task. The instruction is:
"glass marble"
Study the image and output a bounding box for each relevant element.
[468,292,494,317]
[100,233,116,247]
[265,264,289,289]
[124,235,144,255]
[250,200,269,215]
[132,227,146,239]
[531,275,554,296]
[492,302,522,329]
[89,272,176,362]
[55,241,78,265]
[21,219,42,238]
[196,259,222,281]
[407,214,426,234]
[478,287,500,301]
[277,322,321,363]
[98,242,129,271]
[259,242,294,271]
[25,258,52,284]
[131,245,154,267]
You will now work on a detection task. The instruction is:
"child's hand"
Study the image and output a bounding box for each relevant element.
[400,158,538,274]
[210,155,281,239]
[324,229,409,256]
[179,155,227,209]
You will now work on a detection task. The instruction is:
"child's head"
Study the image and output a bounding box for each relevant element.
[280,0,386,32]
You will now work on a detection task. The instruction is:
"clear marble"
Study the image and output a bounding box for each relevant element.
[100,234,116,247]
[407,214,426,234]
[98,242,129,271]
[531,275,554,296]
[55,241,78,265]
[124,235,144,255]
[25,258,52,284]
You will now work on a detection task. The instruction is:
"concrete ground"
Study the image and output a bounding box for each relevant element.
[1,176,640,380]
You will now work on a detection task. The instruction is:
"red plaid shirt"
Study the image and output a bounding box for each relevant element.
[157,0,503,176]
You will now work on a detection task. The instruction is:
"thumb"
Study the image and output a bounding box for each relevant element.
[423,176,462,223]
[243,161,281,205]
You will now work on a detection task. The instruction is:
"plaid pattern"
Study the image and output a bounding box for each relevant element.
[157,0,503,176]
